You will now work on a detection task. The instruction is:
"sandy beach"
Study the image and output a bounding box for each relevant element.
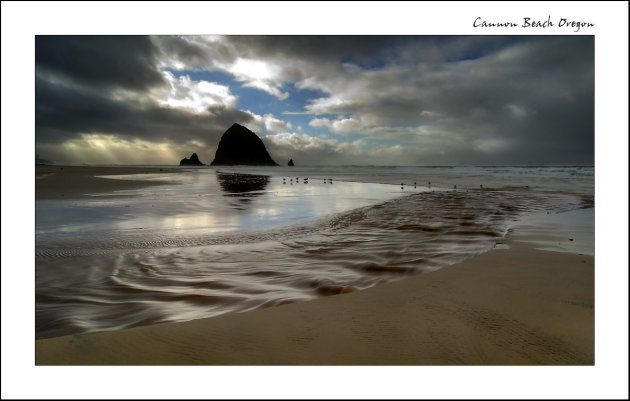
[35,165,186,200]
[34,165,594,365]
[12,23,626,398]
[36,238,593,365]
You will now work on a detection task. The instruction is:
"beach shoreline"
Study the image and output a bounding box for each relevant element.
[34,165,594,365]
[35,165,187,200]
[35,235,594,365]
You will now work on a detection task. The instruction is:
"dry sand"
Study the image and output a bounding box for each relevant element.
[35,239,593,365]
[35,165,186,199]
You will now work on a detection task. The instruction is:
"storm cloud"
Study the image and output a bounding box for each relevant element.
[35,35,594,166]
[36,36,166,91]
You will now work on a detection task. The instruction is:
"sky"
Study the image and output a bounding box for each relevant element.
[35,35,594,166]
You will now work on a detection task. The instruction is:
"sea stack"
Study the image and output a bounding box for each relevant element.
[210,123,279,166]
[288,158,295,166]
[179,153,205,166]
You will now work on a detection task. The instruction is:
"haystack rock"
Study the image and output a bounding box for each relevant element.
[179,153,205,166]
[288,158,295,166]
[210,123,279,166]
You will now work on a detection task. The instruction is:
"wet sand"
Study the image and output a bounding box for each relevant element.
[35,237,593,365]
[35,165,186,199]
[34,165,594,365]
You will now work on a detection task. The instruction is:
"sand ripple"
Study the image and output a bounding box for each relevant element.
[36,188,585,339]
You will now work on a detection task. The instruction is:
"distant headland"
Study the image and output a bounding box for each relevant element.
[36,154,53,165]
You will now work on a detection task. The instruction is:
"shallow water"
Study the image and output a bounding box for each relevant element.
[35,166,594,339]
[508,208,595,255]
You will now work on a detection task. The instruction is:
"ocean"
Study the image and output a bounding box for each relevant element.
[35,166,594,339]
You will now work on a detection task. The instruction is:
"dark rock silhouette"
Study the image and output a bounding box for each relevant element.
[288,158,295,166]
[179,153,205,166]
[210,123,278,166]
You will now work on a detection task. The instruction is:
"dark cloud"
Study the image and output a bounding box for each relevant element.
[225,36,404,63]
[150,36,211,67]
[224,36,524,68]
[34,35,594,166]
[298,36,594,165]
[35,35,256,158]
[35,75,253,146]
[36,36,165,91]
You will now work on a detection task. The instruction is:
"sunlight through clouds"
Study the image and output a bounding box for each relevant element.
[36,134,200,165]
[244,110,292,133]
[229,58,288,100]
[309,117,363,133]
[35,35,594,166]
[157,71,237,113]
